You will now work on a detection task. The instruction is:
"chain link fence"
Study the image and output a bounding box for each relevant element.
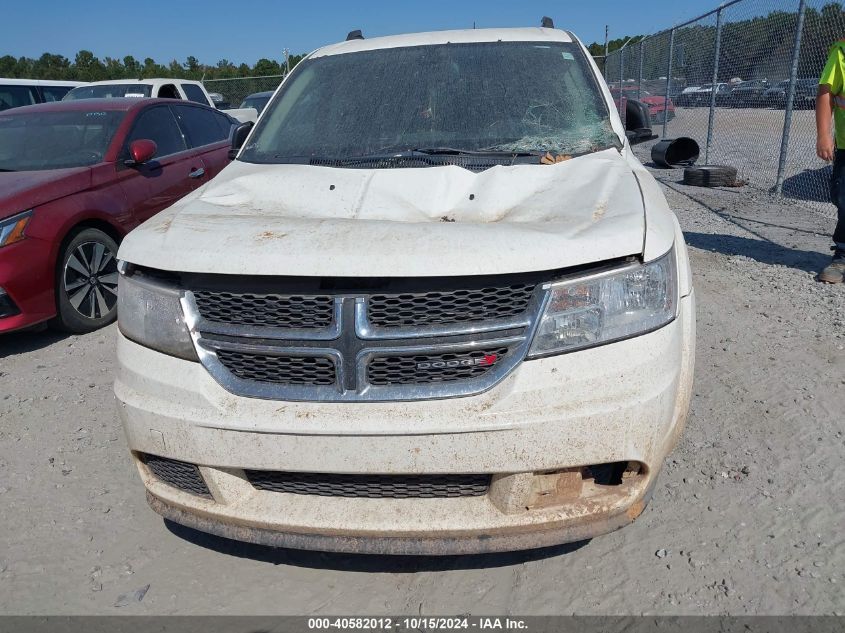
[604,0,845,217]
[202,75,285,110]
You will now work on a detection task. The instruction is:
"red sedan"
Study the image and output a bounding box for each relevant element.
[0,98,240,333]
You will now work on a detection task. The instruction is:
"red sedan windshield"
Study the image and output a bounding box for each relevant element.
[0,110,124,171]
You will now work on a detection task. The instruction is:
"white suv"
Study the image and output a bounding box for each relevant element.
[114,23,695,555]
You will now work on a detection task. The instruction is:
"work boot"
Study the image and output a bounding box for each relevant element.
[819,247,845,284]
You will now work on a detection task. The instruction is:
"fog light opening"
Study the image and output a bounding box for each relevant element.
[0,287,20,319]
[586,461,629,486]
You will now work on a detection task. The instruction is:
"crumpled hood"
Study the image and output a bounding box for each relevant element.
[118,148,645,277]
[0,167,91,220]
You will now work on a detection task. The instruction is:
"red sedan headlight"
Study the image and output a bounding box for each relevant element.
[0,210,32,248]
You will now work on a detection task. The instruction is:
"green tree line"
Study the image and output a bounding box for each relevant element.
[5,3,844,85]
[586,35,646,60]
[589,2,845,84]
[0,51,306,81]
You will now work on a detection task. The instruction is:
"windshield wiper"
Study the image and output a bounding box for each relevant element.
[413,147,542,157]
[0,168,16,172]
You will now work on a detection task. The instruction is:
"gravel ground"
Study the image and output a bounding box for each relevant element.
[664,106,836,215]
[0,154,843,616]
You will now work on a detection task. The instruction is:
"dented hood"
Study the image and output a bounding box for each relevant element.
[118,148,645,277]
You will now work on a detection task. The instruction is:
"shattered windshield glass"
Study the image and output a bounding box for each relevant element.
[241,41,619,165]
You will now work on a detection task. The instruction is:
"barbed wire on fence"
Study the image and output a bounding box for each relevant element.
[603,0,845,218]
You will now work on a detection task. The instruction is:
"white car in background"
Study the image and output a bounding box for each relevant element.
[115,22,695,555]
[64,79,257,123]
[0,78,86,111]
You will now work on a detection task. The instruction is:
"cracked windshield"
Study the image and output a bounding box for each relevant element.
[241,41,619,164]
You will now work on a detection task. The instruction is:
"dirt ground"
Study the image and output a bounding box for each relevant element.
[0,155,843,616]
[665,106,837,212]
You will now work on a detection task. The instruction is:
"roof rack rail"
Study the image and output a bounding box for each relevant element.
[346,29,364,41]
[541,16,554,28]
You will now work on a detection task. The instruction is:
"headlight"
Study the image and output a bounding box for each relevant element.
[117,265,198,361]
[0,211,32,248]
[528,247,677,358]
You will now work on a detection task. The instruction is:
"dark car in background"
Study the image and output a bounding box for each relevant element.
[763,80,790,107]
[763,79,818,109]
[689,83,731,107]
[791,78,818,109]
[0,98,240,334]
[725,80,769,107]
[239,91,274,115]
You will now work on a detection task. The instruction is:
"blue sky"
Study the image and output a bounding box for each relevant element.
[3,0,720,65]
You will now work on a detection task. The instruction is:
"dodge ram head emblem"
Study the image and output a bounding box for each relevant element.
[416,354,499,370]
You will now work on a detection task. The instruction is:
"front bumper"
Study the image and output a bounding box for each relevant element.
[115,292,695,554]
[0,237,55,332]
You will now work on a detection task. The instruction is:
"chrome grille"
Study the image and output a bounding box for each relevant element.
[245,471,491,498]
[368,284,535,327]
[193,291,334,329]
[143,454,211,499]
[368,347,510,386]
[216,351,336,386]
[176,275,548,402]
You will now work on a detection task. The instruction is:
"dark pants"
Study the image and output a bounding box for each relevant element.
[829,150,845,245]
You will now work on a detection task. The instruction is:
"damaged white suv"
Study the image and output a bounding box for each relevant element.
[115,23,695,554]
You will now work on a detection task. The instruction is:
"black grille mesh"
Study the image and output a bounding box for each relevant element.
[368,284,535,328]
[193,291,334,329]
[143,454,211,498]
[217,351,336,386]
[245,471,491,498]
[368,347,509,386]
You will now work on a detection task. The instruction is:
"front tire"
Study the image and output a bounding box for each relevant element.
[54,228,120,333]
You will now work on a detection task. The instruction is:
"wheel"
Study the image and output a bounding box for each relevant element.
[54,228,120,333]
[683,165,738,188]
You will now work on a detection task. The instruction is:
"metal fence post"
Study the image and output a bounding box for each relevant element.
[663,29,675,139]
[705,8,723,165]
[620,46,626,125]
[637,40,644,102]
[774,0,807,194]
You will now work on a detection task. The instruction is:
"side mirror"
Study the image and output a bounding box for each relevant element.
[125,139,157,166]
[228,121,254,159]
[624,100,657,146]
[626,128,659,145]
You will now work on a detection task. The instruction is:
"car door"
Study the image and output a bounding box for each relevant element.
[172,104,236,180]
[116,104,206,224]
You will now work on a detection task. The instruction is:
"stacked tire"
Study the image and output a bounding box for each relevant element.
[683,165,738,188]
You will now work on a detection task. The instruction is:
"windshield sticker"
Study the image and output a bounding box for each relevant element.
[85,112,107,117]
[561,52,575,60]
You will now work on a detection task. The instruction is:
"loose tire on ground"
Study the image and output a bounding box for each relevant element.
[683,165,738,188]
[54,228,120,333]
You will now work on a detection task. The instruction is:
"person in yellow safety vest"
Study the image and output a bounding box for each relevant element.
[816,40,845,283]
